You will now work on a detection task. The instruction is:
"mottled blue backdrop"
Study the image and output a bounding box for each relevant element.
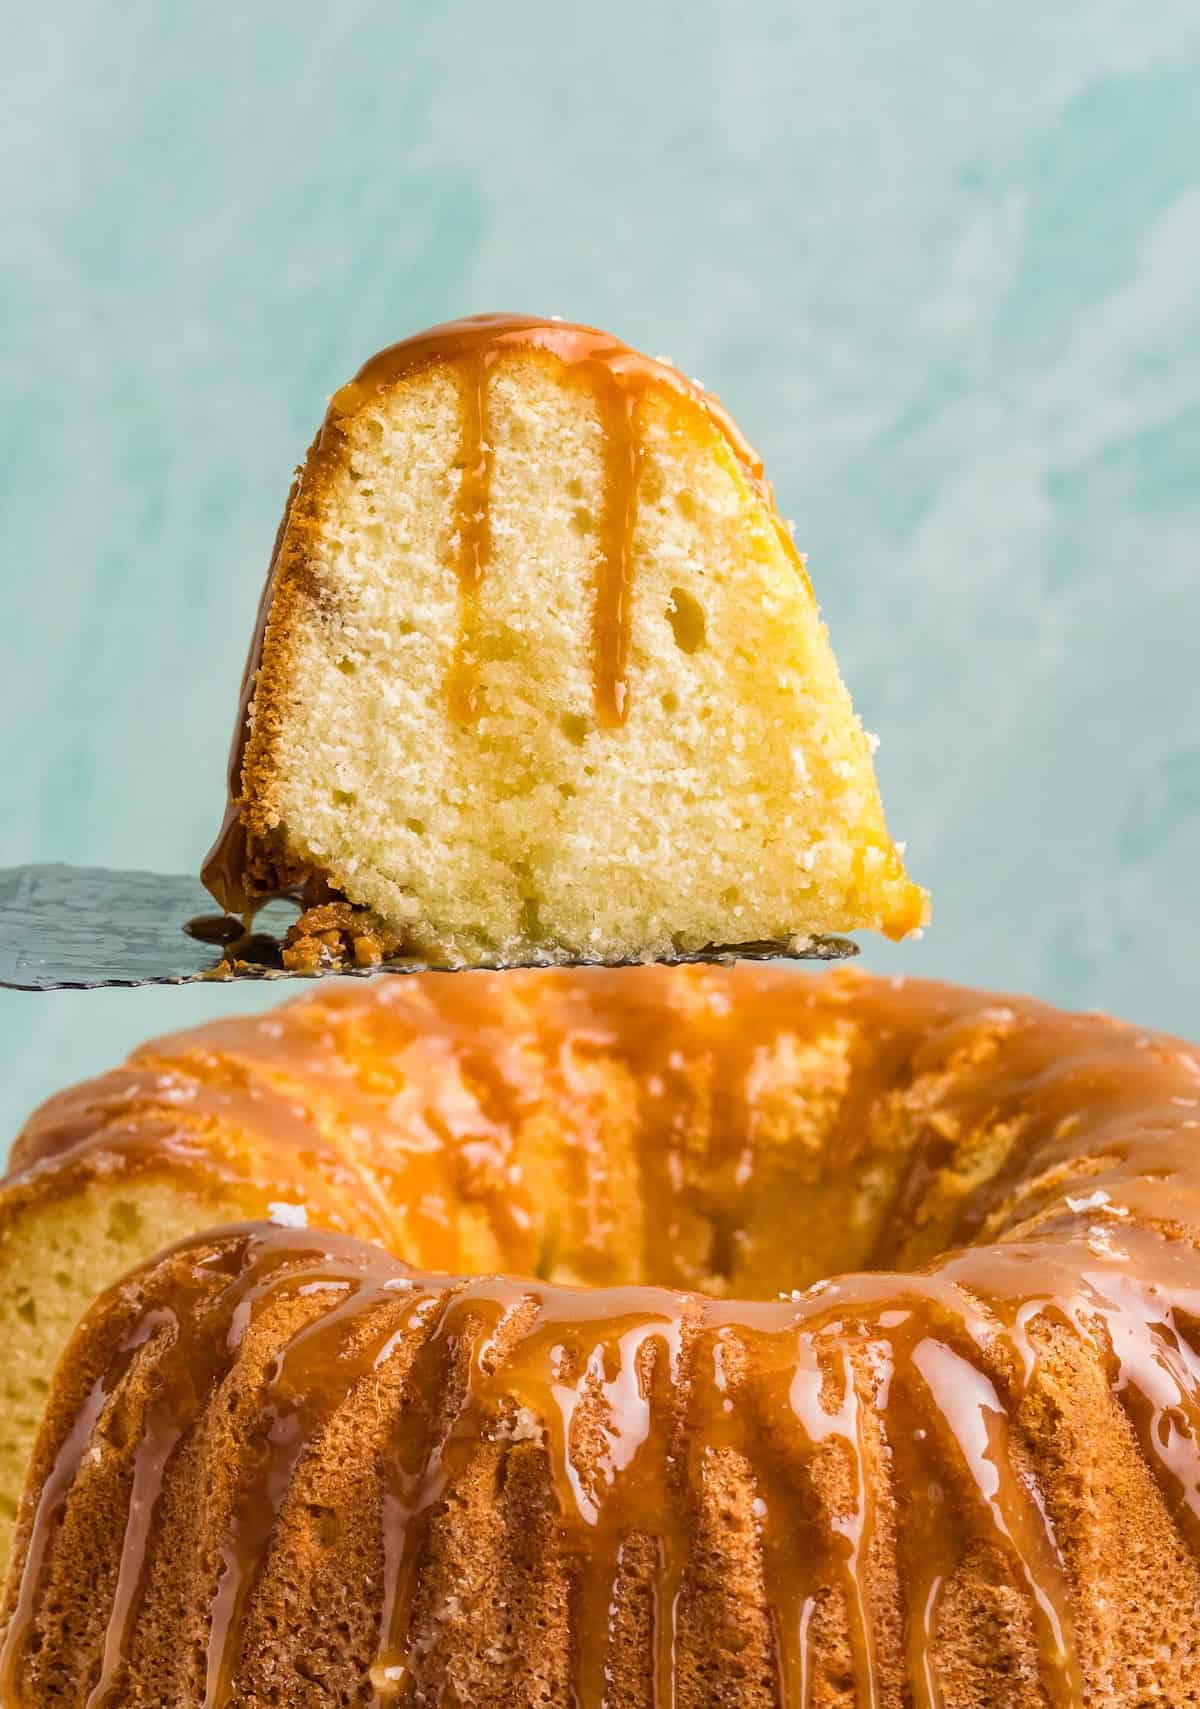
[3,2,1198,1150]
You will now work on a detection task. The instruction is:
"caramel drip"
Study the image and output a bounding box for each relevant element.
[446,352,493,722]
[0,1350,132,1705]
[202,1264,418,1705]
[592,375,641,728]
[84,1311,196,1709]
[790,1338,880,1704]
[916,1339,1075,1694]
[444,336,644,727]
[372,1282,500,1701]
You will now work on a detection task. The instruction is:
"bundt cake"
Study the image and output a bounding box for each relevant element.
[201,314,927,967]
[4,964,1200,1704]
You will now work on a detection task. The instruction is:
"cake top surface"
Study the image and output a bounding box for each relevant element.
[10,964,1200,1291]
[330,313,774,494]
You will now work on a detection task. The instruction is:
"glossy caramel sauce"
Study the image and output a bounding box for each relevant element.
[182,912,246,947]
[203,315,802,910]
[5,967,1200,1703]
[445,349,493,723]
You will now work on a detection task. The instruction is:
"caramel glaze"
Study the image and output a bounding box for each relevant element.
[6,1216,1200,1707]
[11,964,1200,1300]
[6,966,1200,1702]
[202,314,804,912]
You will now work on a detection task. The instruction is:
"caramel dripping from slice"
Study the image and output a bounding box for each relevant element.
[591,372,641,728]
[447,350,641,729]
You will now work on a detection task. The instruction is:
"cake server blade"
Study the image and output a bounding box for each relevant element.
[0,864,860,991]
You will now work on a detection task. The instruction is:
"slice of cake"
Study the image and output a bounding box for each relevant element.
[203,314,927,967]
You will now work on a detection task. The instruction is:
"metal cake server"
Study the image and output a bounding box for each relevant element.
[0,864,859,991]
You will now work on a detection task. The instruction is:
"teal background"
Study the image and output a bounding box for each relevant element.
[3,3,1199,1153]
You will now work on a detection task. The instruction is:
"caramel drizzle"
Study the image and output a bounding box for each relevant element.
[84,1316,196,1709]
[11,1220,1200,1705]
[201,1265,410,1706]
[786,1337,880,1706]
[447,354,493,723]
[591,375,642,729]
[0,1351,128,1705]
[446,336,644,727]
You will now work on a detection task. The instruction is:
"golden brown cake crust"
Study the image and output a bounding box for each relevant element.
[4,965,1200,1704]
